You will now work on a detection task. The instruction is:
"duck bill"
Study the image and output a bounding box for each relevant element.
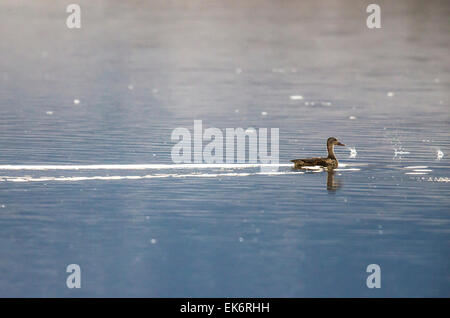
[336,142,346,146]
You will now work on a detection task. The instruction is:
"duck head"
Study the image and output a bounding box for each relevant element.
[327,137,345,159]
[327,137,345,147]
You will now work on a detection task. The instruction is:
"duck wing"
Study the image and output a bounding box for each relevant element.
[291,157,328,167]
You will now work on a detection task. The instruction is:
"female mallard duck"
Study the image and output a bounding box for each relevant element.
[291,137,345,169]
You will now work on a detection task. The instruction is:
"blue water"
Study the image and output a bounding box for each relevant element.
[0,0,449,297]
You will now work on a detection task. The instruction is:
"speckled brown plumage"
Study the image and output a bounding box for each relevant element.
[291,137,345,169]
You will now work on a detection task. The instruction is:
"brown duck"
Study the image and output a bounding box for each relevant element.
[291,137,346,169]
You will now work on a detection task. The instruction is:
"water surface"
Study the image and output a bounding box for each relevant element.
[0,0,449,297]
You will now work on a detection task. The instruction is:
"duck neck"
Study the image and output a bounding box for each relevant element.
[327,144,336,159]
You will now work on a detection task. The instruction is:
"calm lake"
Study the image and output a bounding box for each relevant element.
[0,0,449,297]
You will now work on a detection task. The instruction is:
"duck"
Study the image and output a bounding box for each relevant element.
[291,137,346,169]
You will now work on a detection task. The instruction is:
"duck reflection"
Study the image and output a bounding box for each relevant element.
[326,169,341,191]
[291,167,342,191]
